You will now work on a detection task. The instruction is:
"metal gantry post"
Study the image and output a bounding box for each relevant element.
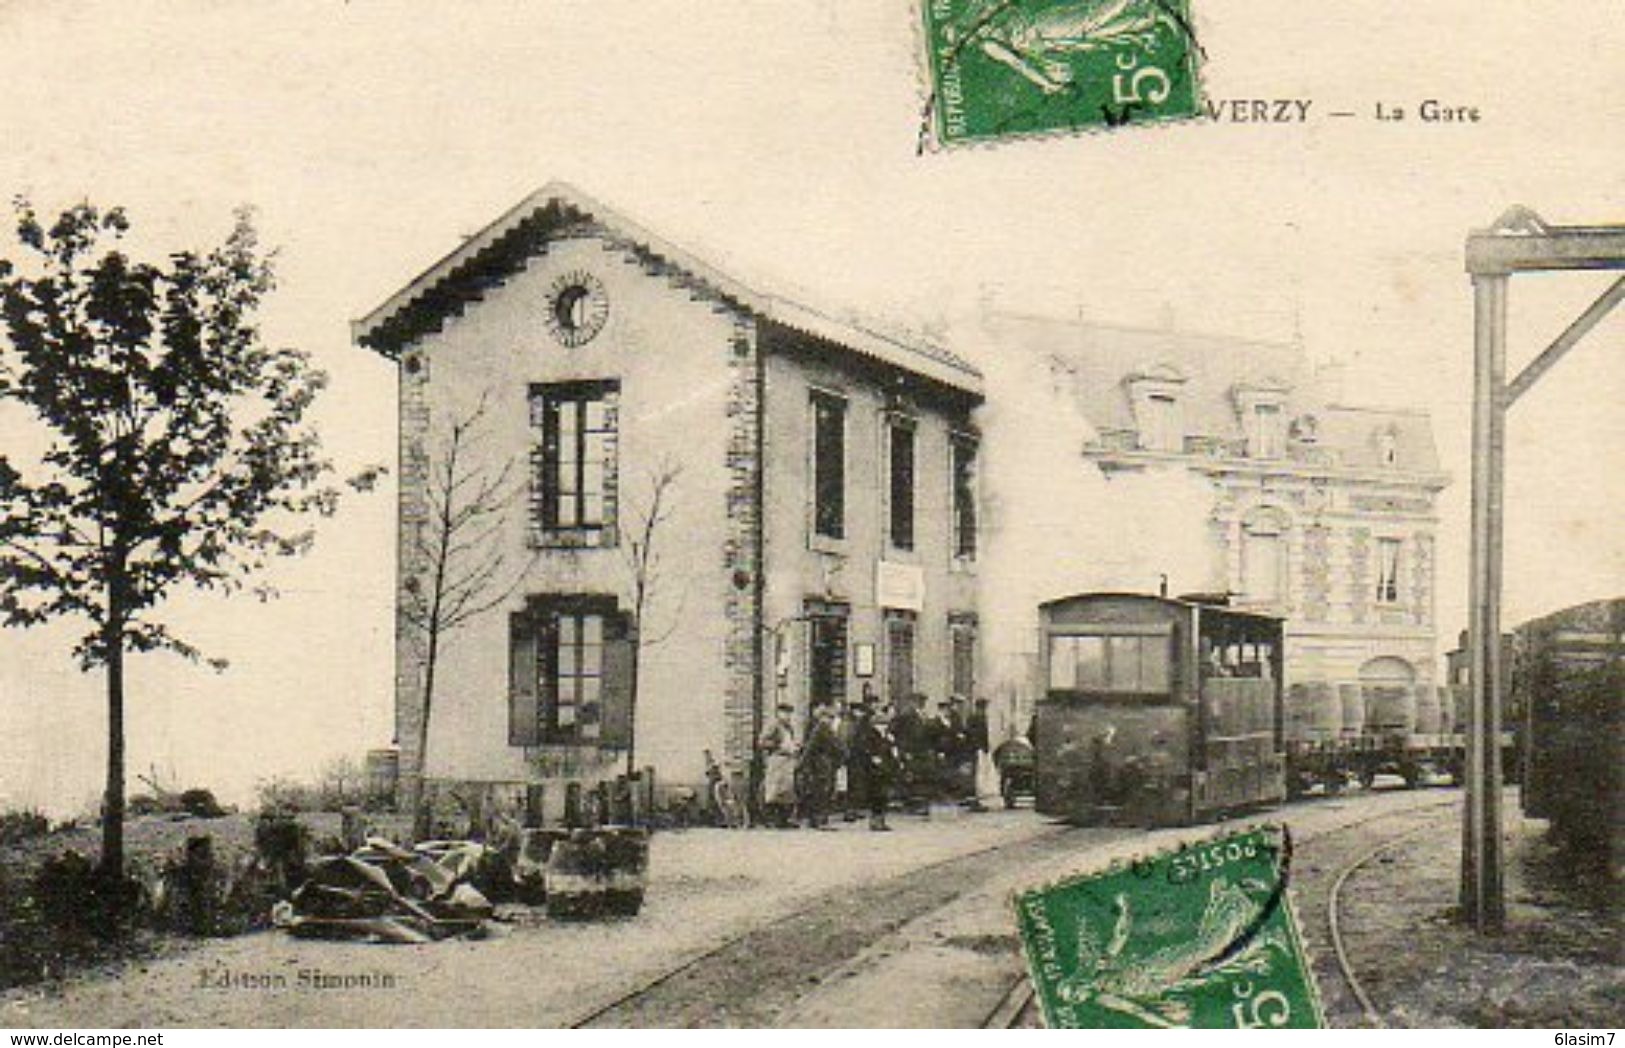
[1459,211,1625,934]
[1462,273,1507,931]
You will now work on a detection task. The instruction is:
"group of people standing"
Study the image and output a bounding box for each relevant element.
[756,692,993,832]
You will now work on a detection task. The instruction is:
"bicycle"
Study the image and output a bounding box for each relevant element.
[704,749,751,829]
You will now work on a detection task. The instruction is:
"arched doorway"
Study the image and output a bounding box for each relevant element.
[1358,656,1416,686]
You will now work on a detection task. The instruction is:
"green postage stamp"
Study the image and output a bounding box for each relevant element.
[1013,826,1324,1028]
[920,0,1203,146]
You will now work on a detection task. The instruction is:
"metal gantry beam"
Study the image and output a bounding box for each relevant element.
[1506,275,1625,407]
[1459,209,1625,933]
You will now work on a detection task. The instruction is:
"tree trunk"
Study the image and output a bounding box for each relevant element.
[412,628,439,841]
[100,603,126,882]
[624,639,640,779]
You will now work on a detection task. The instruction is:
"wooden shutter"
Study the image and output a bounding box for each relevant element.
[598,611,637,749]
[508,612,542,747]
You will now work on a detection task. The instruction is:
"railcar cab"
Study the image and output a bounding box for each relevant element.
[1034,593,1284,826]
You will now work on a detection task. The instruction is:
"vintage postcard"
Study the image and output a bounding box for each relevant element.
[0,0,1619,1034]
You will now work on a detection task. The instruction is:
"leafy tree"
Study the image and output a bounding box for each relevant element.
[0,200,367,885]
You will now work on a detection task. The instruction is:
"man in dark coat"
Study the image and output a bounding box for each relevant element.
[967,697,991,755]
[891,693,934,814]
[799,702,843,829]
[945,696,976,804]
[850,699,897,831]
[833,699,861,821]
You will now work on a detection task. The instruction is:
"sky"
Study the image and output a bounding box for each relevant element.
[0,0,1621,815]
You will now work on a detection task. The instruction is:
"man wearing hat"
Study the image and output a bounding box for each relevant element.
[966,696,993,811]
[849,697,897,831]
[944,696,976,805]
[891,693,933,815]
[757,702,800,828]
[799,702,843,829]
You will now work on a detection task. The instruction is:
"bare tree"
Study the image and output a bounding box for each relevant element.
[402,390,531,833]
[618,457,685,777]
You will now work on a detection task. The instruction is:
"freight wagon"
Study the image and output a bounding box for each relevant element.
[1514,597,1624,862]
[1281,679,1478,795]
[1032,593,1286,826]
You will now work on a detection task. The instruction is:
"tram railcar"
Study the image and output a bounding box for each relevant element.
[1514,597,1624,861]
[1033,593,1285,827]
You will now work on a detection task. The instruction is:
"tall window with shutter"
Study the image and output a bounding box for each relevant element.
[886,415,917,552]
[884,610,917,704]
[949,613,977,698]
[509,595,634,748]
[951,435,978,562]
[809,390,846,541]
[532,381,618,543]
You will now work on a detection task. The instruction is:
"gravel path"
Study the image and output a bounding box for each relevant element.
[1,809,1054,1028]
[2,788,1512,1028]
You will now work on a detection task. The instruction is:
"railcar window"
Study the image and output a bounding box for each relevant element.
[1105,637,1141,690]
[1074,636,1107,688]
[1202,636,1274,678]
[1139,635,1172,689]
[1048,633,1169,694]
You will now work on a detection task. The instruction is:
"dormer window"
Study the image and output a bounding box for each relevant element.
[1233,379,1291,460]
[1144,394,1180,452]
[1127,364,1188,454]
[1377,427,1399,467]
[1250,402,1285,458]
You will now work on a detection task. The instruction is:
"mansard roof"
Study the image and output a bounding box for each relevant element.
[353,182,983,397]
[983,311,1442,475]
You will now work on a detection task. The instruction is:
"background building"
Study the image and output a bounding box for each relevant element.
[356,184,982,812]
[986,313,1450,693]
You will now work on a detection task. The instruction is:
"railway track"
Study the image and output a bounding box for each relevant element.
[983,794,1459,1028]
[562,790,1456,1029]
[566,821,1102,1028]
[1324,815,1453,1026]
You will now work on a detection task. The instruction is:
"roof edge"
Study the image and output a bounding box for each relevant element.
[352,182,983,397]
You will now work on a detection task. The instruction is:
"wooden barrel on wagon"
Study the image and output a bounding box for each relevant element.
[1338,684,1365,737]
[1286,682,1341,742]
[1307,682,1341,738]
[1363,684,1416,734]
[1413,684,1443,735]
[545,826,649,919]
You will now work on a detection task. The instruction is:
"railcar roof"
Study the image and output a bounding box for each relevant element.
[1038,591,1284,625]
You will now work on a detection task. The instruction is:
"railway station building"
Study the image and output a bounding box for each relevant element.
[986,313,1451,693]
[356,184,984,812]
